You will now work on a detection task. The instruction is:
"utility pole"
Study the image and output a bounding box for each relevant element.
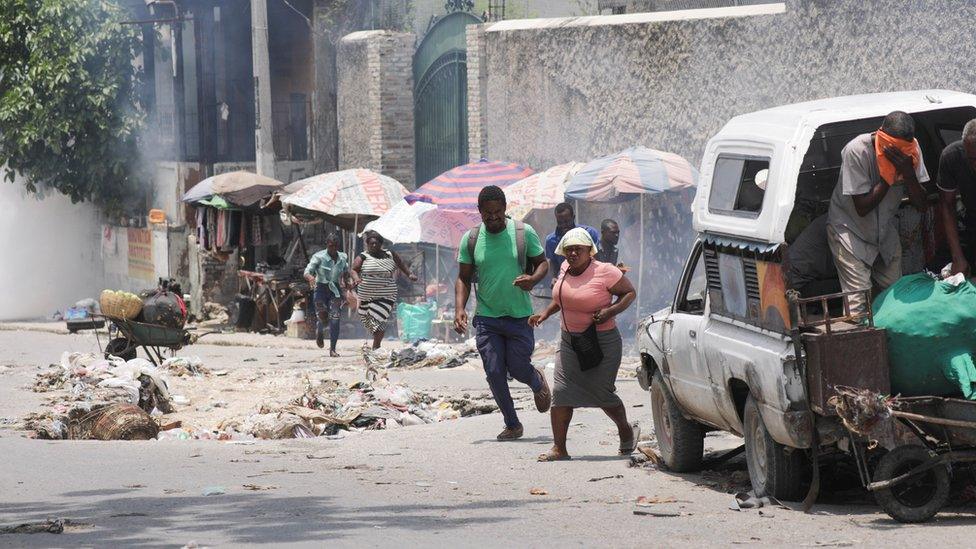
[251,0,275,178]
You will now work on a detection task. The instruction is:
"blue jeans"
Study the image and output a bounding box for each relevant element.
[313,283,341,351]
[474,316,543,429]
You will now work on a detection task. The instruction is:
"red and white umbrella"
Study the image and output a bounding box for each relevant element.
[281,169,409,230]
[503,161,583,220]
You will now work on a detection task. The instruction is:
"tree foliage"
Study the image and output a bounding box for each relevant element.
[0,0,144,212]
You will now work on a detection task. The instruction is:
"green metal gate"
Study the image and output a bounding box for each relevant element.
[413,11,482,187]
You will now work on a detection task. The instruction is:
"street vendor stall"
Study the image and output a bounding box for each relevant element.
[565,146,698,320]
[364,159,535,313]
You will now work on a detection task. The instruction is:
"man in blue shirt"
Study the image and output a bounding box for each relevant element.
[545,202,600,285]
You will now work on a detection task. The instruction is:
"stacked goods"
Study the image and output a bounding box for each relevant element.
[141,289,187,329]
[100,290,143,320]
[872,273,976,399]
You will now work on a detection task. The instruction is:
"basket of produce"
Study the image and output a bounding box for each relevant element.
[99,289,143,320]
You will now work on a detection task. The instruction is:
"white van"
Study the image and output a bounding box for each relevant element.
[637,90,976,502]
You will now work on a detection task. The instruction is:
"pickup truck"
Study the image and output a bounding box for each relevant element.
[637,90,976,504]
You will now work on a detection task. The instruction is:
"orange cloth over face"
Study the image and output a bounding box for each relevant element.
[875,130,921,185]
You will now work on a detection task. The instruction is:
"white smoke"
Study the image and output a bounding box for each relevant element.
[0,175,105,320]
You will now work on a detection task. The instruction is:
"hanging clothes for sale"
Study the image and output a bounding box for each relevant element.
[262,213,283,246]
[250,213,264,246]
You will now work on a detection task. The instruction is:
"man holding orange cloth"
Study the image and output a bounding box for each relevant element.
[827,111,929,315]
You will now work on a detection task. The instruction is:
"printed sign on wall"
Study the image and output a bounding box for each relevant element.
[127,228,154,281]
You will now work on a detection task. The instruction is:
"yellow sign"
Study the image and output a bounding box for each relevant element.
[127,228,154,281]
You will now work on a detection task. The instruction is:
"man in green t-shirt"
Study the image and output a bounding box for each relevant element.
[455,185,552,441]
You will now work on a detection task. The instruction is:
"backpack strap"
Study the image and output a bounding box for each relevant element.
[515,220,526,272]
[466,224,482,267]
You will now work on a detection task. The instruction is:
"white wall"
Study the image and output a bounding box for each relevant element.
[0,178,104,320]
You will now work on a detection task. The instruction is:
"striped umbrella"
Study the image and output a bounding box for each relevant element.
[565,146,698,322]
[281,169,409,230]
[564,146,697,201]
[366,159,534,247]
[503,161,584,220]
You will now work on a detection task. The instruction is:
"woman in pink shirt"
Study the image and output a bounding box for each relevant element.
[529,228,637,462]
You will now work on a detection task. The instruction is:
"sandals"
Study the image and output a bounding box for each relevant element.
[538,449,572,462]
[619,423,640,455]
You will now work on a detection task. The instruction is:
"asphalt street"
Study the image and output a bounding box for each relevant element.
[1,328,975,547]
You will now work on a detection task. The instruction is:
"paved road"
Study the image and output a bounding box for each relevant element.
[1,329,974,547]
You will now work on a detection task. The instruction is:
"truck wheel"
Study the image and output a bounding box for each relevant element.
[650,371,704,472]
[105,337,136,361]
[873,445,949,523]
[743,394,809,501]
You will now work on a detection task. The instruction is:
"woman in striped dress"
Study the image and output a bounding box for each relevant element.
[351,231,418,349]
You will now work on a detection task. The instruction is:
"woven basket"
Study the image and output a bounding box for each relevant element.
[100,290,143,320]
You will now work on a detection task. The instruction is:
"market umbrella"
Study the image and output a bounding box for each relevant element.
[281,169,409,231]
[564,146,696,201]
[503,161,584,221]
[181,170,285,207]
[365,159,534,248]
[565,146,698,319]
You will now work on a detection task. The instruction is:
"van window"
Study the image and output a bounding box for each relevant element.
[708,156,771,217]
[676,244,706,315]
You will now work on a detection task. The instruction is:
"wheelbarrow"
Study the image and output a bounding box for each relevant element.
[96,315,213,366]
[846,396,976,523]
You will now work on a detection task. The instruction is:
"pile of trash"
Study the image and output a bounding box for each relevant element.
[214,377,497,440]
[362,339,479,372]
[197,302,229,325]
[24,352,179,440]
[161,356,210,377]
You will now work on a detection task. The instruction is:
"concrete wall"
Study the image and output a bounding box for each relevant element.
[471,1,976,169]
[337,30,416,188]
[0,180,104,320]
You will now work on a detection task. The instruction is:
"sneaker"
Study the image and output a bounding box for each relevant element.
[533,367,551,413]
[496,425,524,441]
[315,323,325,349]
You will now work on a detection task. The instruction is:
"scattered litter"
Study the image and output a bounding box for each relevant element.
[730,492,790,511]
[633,509,681,517]
[124,484,146,488]
[202,486,226,496]
[801,542,859,548]
[0,519,65,535]
[306,454,335,460]
[362,340,478,371]
[588,474,624,482]
[214,377,497,440]
[243,358,258,363]
[242,484,277,491]
[213,370,230,377]
[529,487,548,496]
[636,496,678,506]
[415,482,433,488]
[161,356,209,377]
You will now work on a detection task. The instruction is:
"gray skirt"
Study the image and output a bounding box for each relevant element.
[553,327,623,408]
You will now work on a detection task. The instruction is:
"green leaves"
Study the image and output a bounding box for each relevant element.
[0,0,144,214]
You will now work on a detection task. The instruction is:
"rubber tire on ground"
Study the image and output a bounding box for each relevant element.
[873,445,950,524]
[743,394,809,501]
[650,371,704,472]
[105,337,136,361]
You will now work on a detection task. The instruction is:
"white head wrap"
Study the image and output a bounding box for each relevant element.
[555,227,598,257]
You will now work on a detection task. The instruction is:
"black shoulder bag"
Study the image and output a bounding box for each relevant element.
[557,273,603,371]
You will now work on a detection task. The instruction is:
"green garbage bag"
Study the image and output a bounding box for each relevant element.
[397,300,436,342]
[872,273,976,399]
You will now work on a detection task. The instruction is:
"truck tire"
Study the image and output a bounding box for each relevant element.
[873,445,949,523]
[650,371,704,472]
[743,394,809,501]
